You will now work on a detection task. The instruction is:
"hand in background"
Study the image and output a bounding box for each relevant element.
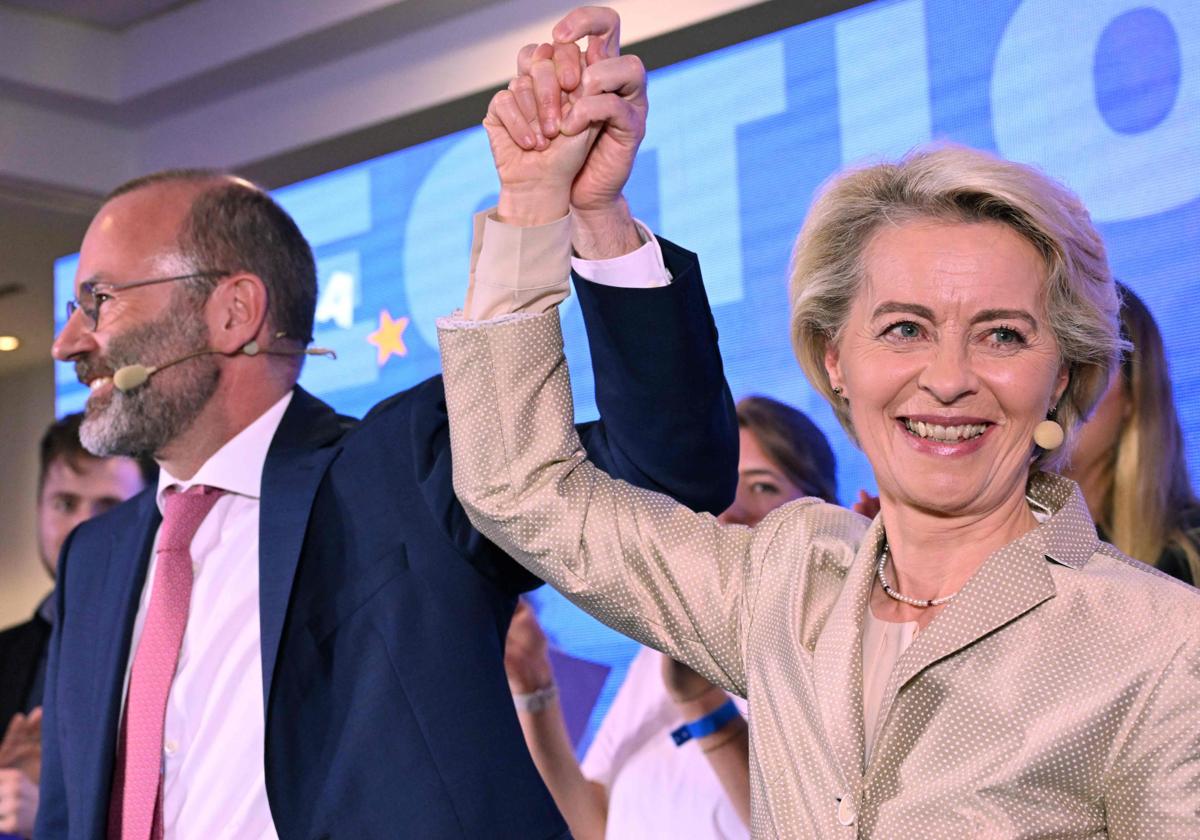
[505,599,555,694]
[0,710,41,783]
[504,599,609,840]
[0,767,38,838]
[852,489,881,519]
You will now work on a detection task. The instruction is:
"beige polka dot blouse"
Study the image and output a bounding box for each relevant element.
[438,309,1200,839]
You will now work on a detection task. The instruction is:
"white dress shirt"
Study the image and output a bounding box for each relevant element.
[124,392,291,840]
[120,212,666,839]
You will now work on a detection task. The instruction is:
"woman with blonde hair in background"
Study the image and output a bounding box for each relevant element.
[505,396,838,839]
[1064,282,1200,584]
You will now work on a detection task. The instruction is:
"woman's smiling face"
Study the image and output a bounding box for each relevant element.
[824,218,1069,517]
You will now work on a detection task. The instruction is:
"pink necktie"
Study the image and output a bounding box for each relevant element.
[109,485,225,840]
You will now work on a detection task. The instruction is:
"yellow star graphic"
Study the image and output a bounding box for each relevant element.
[366,309,410,366]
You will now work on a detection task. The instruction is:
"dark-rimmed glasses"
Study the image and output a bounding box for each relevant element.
[64,270,230,330]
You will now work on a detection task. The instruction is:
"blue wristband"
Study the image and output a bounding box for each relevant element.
[670,698,740,746]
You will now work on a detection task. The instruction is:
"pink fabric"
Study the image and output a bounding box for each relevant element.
[109,485,225,840]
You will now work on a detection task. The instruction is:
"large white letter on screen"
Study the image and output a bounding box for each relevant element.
[835,0,932,164]
[993,0,1199,222]
[641,38,787,306]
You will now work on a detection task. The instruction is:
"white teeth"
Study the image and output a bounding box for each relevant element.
[89,377,111,392]
[904,419,987,442]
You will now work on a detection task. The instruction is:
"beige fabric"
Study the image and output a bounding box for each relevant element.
[464,207,668,319]
[465,209,572,320]
[438,309,1200,839]
[860,608,916,767]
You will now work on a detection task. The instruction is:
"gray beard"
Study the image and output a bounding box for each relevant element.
[78,309,220,459]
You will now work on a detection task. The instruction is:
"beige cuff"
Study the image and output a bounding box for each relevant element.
[464,208,572,320]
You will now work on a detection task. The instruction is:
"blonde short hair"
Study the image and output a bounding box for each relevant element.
[789,144,1124,470]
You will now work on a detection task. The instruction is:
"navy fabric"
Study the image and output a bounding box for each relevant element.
[0,610,51,725]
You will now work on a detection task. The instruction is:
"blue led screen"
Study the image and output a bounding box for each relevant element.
[54,0,1200,754]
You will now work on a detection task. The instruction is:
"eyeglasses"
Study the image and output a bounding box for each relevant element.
[64,270,230,330]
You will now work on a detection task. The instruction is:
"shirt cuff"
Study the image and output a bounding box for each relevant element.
[465,208,573,321]
[571,219,672,288]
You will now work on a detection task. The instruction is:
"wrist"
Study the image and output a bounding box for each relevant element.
[498,185,571,227]
[507,654,555,696]
[512,681,558,714]
[669,697,742,747]
[700,714,748,753]
[571,198,642,259]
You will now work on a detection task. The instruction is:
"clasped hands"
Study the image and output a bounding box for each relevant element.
[484,6,646,258]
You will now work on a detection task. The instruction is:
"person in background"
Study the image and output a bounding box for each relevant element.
[1062,282,1199,584]
[0,413,150,838]
[505,396,839,839]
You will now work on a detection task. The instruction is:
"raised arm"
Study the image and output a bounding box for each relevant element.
[439,306,765,694]
[662,656,751,828]
[572,238,736,516]
[503,600,607,840]
[481,5,737,516]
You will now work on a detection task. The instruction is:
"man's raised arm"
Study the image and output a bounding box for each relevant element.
[467,5,737,515]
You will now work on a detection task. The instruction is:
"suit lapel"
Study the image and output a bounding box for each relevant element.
[258,387,345,712]
[83,490,160,830]
[869,522,1060,760]
[812,516,886,786]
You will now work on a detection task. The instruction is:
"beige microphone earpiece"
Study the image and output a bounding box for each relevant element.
[113,364,152,392]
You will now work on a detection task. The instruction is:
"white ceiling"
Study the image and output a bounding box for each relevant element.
[0,0,198,30]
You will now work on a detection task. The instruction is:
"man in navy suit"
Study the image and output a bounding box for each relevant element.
[39,8,735,839]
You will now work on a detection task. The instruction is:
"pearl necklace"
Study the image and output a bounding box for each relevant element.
[876,542,958,608]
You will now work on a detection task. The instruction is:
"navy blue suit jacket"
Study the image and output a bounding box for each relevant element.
[37,240,736,839]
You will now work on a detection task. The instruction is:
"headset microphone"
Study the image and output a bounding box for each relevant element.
[112,339,336,393]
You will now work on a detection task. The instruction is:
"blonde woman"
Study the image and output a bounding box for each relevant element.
[1064,282,1200,584]
[442,99,1200,835]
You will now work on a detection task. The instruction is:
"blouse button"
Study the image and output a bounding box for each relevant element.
[837,794,857,826]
